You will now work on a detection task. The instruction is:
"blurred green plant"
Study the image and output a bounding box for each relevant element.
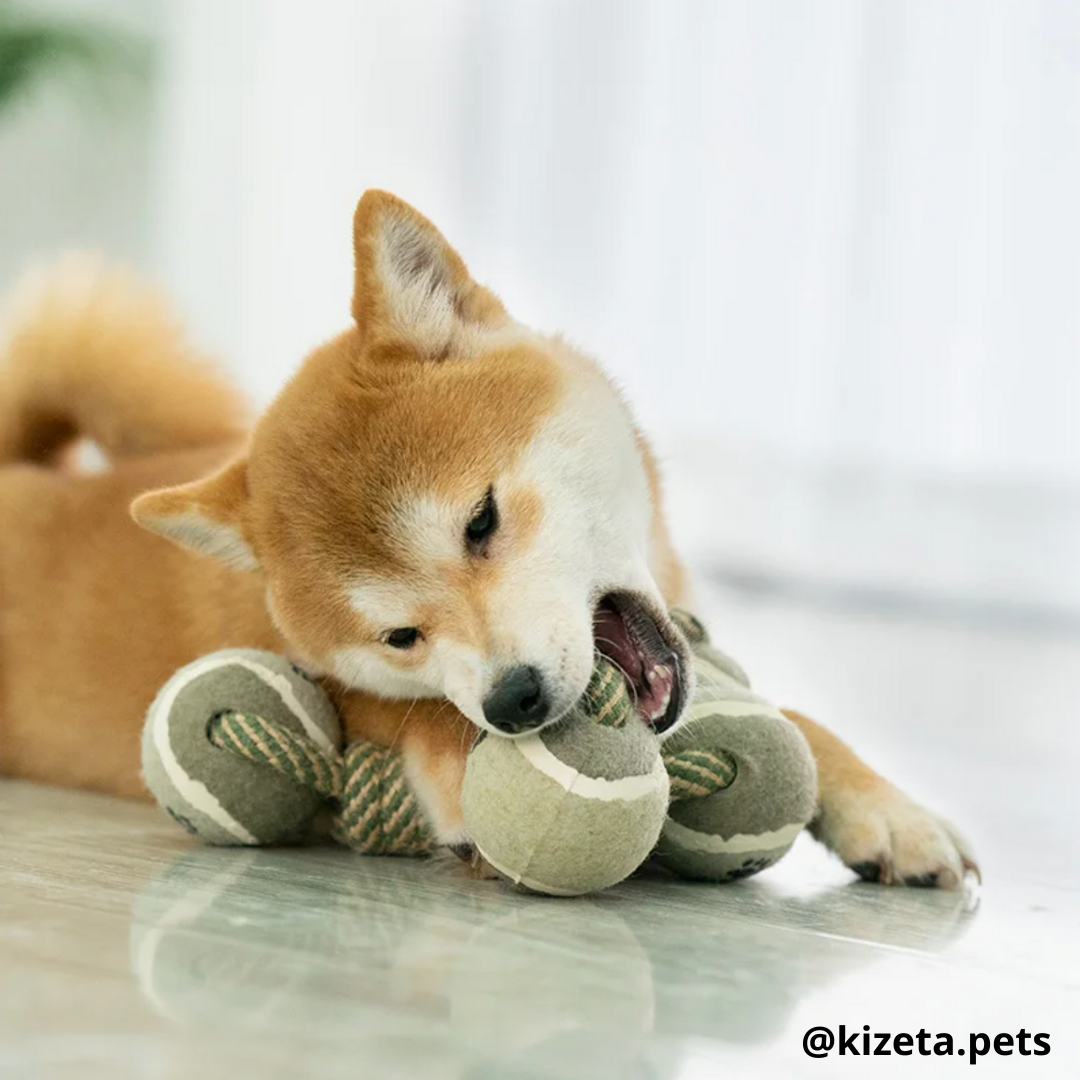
[0,0,147,117]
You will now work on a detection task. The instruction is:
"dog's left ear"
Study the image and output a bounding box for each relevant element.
[351,190,509,359]
[130,458,258,571]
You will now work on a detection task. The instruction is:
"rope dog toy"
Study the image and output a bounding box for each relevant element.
[143,611,816,894]
[142,649,437,853]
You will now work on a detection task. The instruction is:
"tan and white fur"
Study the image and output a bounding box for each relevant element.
[0,192,977,887]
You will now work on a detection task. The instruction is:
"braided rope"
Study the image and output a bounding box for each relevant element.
[210,712,341,797]
[331,742,435,856]
[662,747,737,802]
[581,658,633,727]
[207,712,437,856]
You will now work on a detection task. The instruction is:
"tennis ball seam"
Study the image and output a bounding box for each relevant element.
[514,735,669,801]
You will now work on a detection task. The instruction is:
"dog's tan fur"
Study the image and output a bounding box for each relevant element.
[0,193,977,885]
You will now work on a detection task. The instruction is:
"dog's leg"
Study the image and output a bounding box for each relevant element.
[783,709,979,888]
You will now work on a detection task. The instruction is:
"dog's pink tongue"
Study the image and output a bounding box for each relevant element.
[593,608,644,683]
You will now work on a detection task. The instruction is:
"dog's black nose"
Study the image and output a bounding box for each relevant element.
[483,665,550,734]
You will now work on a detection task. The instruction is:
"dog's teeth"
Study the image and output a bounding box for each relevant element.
[647,684,673,721]
[648,663,671,685]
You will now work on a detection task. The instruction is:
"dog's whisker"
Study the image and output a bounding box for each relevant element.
[387,696,420,754]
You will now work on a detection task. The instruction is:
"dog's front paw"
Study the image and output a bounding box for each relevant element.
[812,784,980,889]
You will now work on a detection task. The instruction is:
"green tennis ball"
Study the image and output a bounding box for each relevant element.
[462,684,669,896]
[654,643,818,882]
[142,649,341,846]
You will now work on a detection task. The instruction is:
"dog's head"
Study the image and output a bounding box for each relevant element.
[133,192,692,737]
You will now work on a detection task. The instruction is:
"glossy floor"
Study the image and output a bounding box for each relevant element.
[2,583,1078,1079]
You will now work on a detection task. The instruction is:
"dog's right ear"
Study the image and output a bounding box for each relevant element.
[130,458,258,571]
[351,190,509,359]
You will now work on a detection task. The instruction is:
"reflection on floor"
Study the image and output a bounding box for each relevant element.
[2,583,1078,1079]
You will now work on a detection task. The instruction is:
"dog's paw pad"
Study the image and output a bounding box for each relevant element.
[448,841,476,863]
[852,860,886,883]
[903,871,941,888]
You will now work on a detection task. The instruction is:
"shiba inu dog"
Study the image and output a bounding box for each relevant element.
[0,191,977,887]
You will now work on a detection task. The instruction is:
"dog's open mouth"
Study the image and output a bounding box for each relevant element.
[592,592,685,733]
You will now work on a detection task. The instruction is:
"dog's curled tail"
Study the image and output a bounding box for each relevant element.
[0,254,249,466]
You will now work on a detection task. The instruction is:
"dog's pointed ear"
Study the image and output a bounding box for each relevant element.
[130,458,258,571]
[351,190,509,358]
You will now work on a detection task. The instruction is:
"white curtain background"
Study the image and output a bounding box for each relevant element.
[152,0,1080,609]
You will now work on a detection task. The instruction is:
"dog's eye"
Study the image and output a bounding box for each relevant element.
[465,487,498,553]
[384,627,421,650]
